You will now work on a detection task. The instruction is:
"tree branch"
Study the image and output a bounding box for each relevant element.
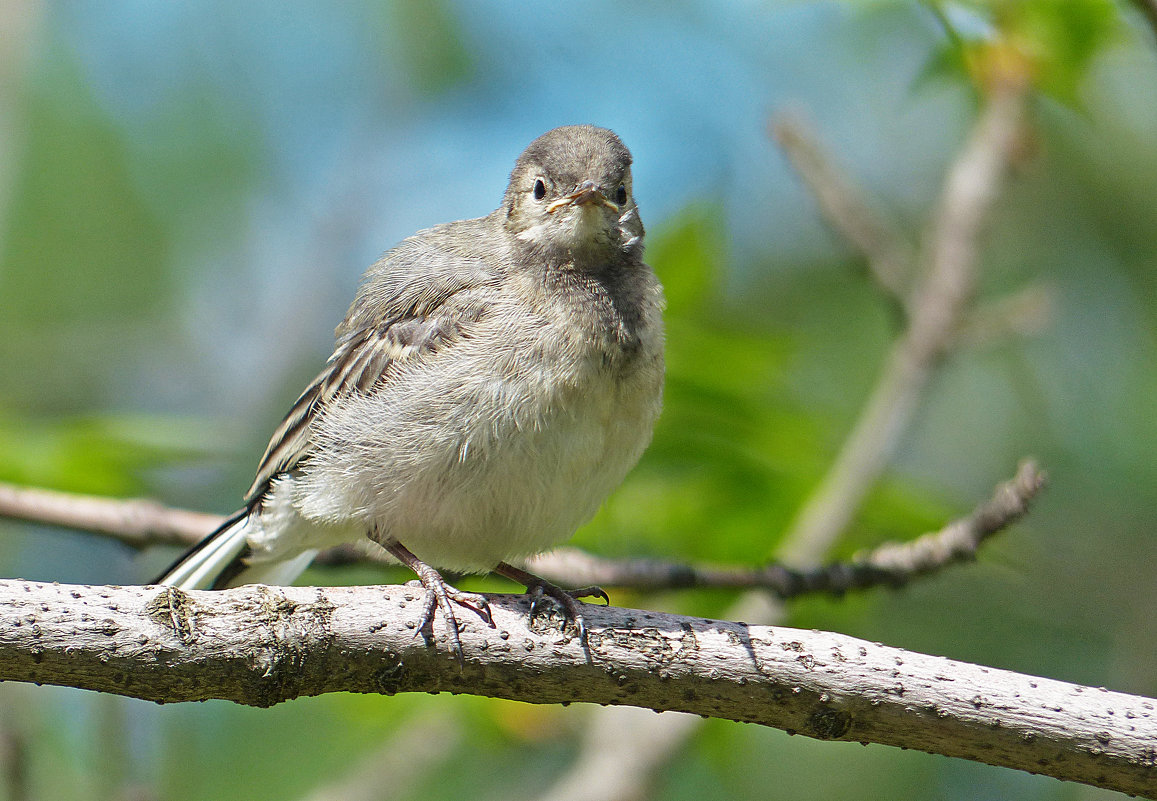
[0,579,1153,798]
[771,113,914,306]
[956,282,1055,349]
[0,460,1044,597]
[529,460,1044,594]
[0,482,217,548]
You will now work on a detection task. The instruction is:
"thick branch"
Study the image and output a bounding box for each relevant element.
[0,580,1153,798]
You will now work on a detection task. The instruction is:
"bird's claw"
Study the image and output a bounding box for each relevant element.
[411,568,493,664]
[525,580,606,646]
[383,540,494,664]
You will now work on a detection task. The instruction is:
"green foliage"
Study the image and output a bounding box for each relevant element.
[0,410,225,495]
[0,34,260,413]
[0,50,168,326]
[917,0,1124,104]
[0,48,172,410]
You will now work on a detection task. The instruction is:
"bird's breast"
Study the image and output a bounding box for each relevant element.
[290,264,664,571]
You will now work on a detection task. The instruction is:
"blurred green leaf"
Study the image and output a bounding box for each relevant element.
[646,203,724,316]
[0,410,225,495]
[915,0,1123,105]
[0,42,172,410]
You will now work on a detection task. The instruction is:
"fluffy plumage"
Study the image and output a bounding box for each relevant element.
[157,125,664,649]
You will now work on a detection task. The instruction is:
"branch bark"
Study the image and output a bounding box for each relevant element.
[0,579,1153,798]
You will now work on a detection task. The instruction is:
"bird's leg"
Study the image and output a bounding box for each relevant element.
[494,561,609,644]
[382,541,493,662]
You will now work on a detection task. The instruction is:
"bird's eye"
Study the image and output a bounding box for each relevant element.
[615,184,628,206]
[533,178,546,201]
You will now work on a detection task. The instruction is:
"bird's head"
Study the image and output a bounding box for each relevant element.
[503,125,643,266]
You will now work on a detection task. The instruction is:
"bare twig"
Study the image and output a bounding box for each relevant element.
[845,457,1042,577]
[0,580,1153,798]
[528,460,1043,595]
[956,282,1055,348]
[0,461,1043,597]
[772,113,914,305]
[0,482,219,547]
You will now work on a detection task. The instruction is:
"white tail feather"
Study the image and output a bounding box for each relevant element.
[157,515,317,590]
[159,516,250,590]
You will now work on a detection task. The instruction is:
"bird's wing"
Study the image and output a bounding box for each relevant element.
[244,224,500,506]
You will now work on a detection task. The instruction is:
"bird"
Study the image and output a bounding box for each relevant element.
[155,125,665,659]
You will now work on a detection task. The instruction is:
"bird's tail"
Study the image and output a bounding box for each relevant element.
[153,510,317,590]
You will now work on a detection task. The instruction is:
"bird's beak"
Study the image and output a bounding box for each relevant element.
[546,180,620,214]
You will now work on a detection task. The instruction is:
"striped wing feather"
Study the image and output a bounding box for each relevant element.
[242,221,500,507]
[245,326,391,504]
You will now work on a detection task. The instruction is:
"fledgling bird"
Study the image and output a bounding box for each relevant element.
[156,125,665,657]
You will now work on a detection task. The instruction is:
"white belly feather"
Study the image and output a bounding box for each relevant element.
[247,293,663,573]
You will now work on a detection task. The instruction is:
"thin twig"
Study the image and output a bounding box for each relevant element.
[527,460,1043,595]
[956,282,1054,349]
[0,461,1043,597]
[772,113,914,306]
[0,482,219,547]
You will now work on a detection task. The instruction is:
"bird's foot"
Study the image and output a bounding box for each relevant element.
[495,562,608,646]
[385,542,493,663]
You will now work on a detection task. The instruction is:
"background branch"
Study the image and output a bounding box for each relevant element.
[0,460,1044,597]
[0,580,1152,798]
[0,482,217,548]
[541,75,1035,801]
[531,460,1043,594]
[777,82,1026,566]
[772,113,914,306]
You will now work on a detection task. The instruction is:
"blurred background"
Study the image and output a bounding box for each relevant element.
[1,1,1156,799]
